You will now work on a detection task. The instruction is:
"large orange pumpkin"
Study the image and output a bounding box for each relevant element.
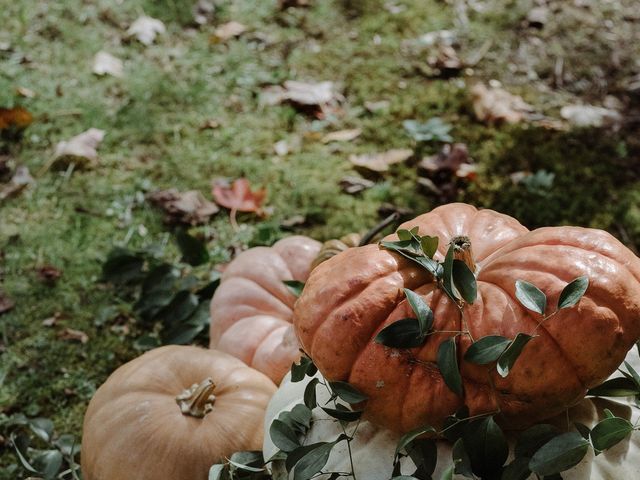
[210,236,321,383]
[294,203,640,432]
[81,346,276,480]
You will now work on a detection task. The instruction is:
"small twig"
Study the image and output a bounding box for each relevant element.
[358,212,401,246]
[229,208,239,231]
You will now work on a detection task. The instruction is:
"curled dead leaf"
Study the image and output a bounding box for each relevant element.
[349,148,413,173]
[211,21,247,42]
[93,51,124,78]
[471,83,533,124]
[127,16,165,45]
[417,143,477,201]
[211,178,266,212]
[58,327,89,344]
[147,189,219,225]
[36,265,62,285]
[560,104,622,128]
[322,128,361,143]
[339,175,375,194]
[51,128,105,170]
[261,81,341,116]
[0,166,34,201]
[0,290,14,315]
[0,106,33,131]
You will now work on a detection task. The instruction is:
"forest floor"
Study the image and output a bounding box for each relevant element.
[1,0,639,477]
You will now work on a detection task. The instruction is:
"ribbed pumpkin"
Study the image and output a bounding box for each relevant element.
[210,236,321,383]
[294,203,640,432]
[81,346,276,480]
[263,348,640,479]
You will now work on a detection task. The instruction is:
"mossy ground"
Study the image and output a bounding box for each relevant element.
[1,0,639,477]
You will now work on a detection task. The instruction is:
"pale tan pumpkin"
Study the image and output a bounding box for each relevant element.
[209,236,321,383]
[294,203,640,432]
[81,346,276,480]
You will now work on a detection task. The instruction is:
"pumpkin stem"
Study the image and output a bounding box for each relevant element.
[176,378,216,418]
[450,235,476,273]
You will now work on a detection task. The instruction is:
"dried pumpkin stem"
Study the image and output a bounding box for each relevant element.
[450,235,476,273]
[357,212,401,247]
[176,378,216,418]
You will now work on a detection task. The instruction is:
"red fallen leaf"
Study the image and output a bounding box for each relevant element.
[57,327,89,344]
[0,106,33,130]
[36,265,62,285]
[211,178,266,230]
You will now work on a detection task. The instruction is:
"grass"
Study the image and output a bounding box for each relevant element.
[1,0,639,477]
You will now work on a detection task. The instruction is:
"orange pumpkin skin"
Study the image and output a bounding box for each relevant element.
[81,346,276,480]
[210,236,322,383]
[294,203,640,432]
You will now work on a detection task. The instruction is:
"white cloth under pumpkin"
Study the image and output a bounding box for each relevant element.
[263,348,640,479]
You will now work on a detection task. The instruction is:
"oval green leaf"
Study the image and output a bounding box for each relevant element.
[528,432,589,476]
[395,425,437,457]
[462,416,508,477]
[269,419,300,452]
[403,288,433,335]
[588,377,640,397]
[437,337,463,396]
[515,280,546,314]
[452,259,477,304]
[497,333,533,378]
[328,380,368,404]
[320,405,362,422]
[375,318,426,349]
[464,335,511,365]
[557,276,589,309]
[590,416,634,451]
[283,280,305,298]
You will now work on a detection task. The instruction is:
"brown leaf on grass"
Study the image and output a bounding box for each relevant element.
[0,106,33,131]
[127,16,166,45]
[261,81,341,116]
[36,265,62,285]
[58,327,89,344]
[339,175,375,194]
[212,178,266,212]
[322,128,361,143]
[16,87,36,98]
[51,128,105,170]
[199,119,221,130]
[471,83,533,124]
[192,0,215,26]
[279,0,311,8]
[147,189,219,225]
[417,143,477,201]
[560,104,622,128]
[0,166,34,201]
[42,312,62,327]
[349,149,413,173]
[93,51,124,78]
[0,290,14,315]
[211,21,247,42]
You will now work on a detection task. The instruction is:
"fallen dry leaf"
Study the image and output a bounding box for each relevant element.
[0,106,33,131]
[51,128,105,170]
[192,0,215,25]
[349,149,413,173]
[339,175,375,194]
[261,81,341,115]
[0,290,14,315]
[127,16,166,45]
[322,128,362,143]
[16,87,35,98]
[560,104,621,128]
[0,166,34,201]
[212,178,266,212]
[279,0,311,8]
[36,265,62,285]
[471,83,533,124]
[211,21,247,42]
[58,327,89,344]
[417,143,477,201]
[199,119,221,130]
[42,312,62,327]
[93,51,124,78]
[148,189,219,225]
[273,140,289,156]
